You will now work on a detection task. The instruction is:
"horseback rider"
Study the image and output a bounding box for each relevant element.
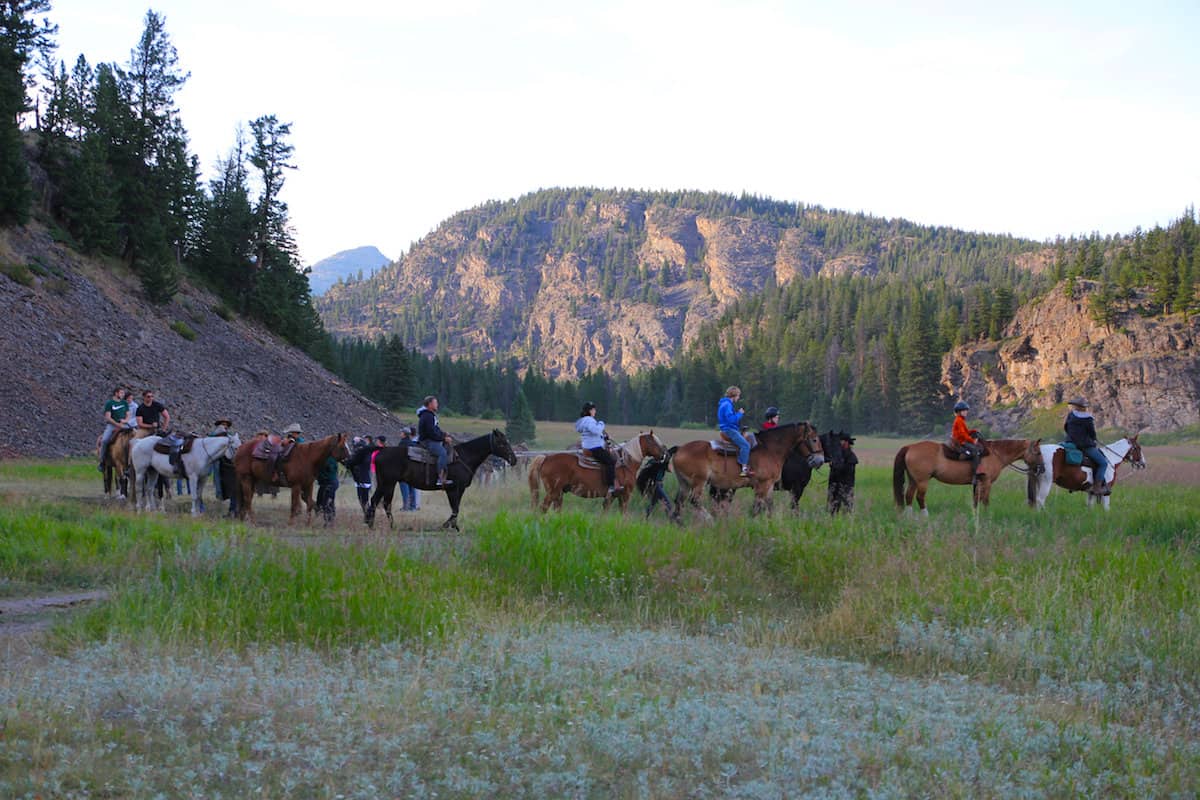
[1064,398,1109,496]
[762,406,780,430]
[951,400,983,481]
[417,395,454,486]
[718,386,753,477]
[135,390,183,471]
[97,385,129,472]
[576,401,621,494]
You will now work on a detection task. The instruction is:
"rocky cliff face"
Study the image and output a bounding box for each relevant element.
[942,281,1200,433]
[318,194,914,380]
[0,225,402,458]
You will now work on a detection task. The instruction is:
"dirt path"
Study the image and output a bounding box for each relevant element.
[0,590,108,637]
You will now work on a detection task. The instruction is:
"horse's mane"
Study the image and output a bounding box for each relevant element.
[757,421,810,438]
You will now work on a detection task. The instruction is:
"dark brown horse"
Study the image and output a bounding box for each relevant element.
[673,422,825,517]
[892,438,1042,514]
[366,429,518,530]
[235,433,351,524]
[528,432,667,513]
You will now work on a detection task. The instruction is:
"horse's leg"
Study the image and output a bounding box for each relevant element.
[915,479,929,516]
[443,487,463,530]
[904,474,918,512]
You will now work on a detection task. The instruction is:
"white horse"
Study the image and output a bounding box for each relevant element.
[132,432,242,515]
[1029,435,1146,511]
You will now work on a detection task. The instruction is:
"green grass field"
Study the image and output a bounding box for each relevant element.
[2,432,1199,797]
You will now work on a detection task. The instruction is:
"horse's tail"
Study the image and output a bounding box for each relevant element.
[892,446,910,508]
[528,455,545,510]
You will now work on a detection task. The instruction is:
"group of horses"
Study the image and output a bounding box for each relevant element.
[101,426,519,530]
[101,419,1148,529]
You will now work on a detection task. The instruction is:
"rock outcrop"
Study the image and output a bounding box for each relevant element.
[0,225,402,458]
[942,281,1200,433]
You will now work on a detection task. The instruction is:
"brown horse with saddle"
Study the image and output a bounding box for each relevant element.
[528,431,667,512]
[672,421,826,518]
[893,437,1043,514]
[234,431,351,524]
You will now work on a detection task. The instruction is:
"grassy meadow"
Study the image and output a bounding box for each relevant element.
[1,429,1199,797]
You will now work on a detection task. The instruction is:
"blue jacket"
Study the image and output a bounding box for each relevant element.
[717,397,744,431]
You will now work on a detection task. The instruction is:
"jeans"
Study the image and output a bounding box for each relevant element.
[99,424,119,465]
[426,441,449,473]
[722,428,750,465]
[1082,446,1109,484]
[399,482,415,510]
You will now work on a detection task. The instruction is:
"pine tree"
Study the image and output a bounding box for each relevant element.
[0,0,54,225]
[506,389,536,443]
[380,335,415,410]
[896,293,943,433]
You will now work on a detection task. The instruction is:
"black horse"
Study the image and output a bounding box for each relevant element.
[365,429,518,531]
[711,430,857,513]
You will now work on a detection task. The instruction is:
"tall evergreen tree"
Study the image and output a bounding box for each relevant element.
[0,0,54,225]
[896,293,943,433]
[506,388,536,443]
[379,334,415,410]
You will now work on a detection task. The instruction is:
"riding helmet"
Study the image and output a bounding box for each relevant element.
[764,406,780,420]
[580,401,597,417]
[953,401,970,412]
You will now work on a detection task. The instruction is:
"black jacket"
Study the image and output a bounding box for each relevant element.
[346,444,378,484]
[1064,411,1098,449]
[417,407,446,443]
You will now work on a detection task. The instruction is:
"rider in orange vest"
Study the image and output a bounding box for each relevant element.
[951,400,983,481]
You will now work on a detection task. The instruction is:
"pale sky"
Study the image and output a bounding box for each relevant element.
[45,0,1200,267]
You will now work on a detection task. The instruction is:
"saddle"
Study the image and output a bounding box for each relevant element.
[941,441,989,461]
[710,431,757,454]
[251,436,296,462]
[153,434,196,456]
[573,445,627,470]
[405,442,457,466]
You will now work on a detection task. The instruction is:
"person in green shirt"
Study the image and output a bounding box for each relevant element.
[98,386,129,471]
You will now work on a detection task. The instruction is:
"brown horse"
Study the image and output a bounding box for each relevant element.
[235,433,351,524]
[104,427,153,502]
[528,432,667,512]
[673,422,825,518]
[892,438,1043,514]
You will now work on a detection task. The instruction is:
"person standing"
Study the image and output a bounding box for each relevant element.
[1064,398,1109,496]
[97,386,129,471]
[417,395,454,486]
[718,386,752,477]
[575,401,621,494]
[636,445,678,520]
[208,418,237,516]
[347,435,377,511]
[316,453,339,526]
[405,425,420,510]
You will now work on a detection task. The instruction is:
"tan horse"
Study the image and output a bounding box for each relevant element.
[672,422,825,518]
[104,427,153,502]
[234,433,351,524]
[892,438,1042,514]
[528,432,667,512]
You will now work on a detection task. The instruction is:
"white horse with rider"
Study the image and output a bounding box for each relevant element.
[131,431,242,515]
[1029,434,1146,511]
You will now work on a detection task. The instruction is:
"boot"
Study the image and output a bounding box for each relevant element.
[740,465,753,477]
[437,471,453,487]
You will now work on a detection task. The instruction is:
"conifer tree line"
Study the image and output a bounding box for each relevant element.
[0,4,323,353]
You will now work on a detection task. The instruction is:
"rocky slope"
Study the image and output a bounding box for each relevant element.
[0,225,402,458]
[942,281,1200,433]
[318,190,1042,380]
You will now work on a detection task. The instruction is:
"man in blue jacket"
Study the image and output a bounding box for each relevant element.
[718,386,753,477]
[418,395,453,486]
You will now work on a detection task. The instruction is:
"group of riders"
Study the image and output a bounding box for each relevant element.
[96,386,462,521]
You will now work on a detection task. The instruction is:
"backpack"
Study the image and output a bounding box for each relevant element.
[1060,441,1084,466]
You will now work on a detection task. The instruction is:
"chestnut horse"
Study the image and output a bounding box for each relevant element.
[673,421,825,518]
[892,438,1043,514]
[234,433,351,524]
[366,429,518,530]
[528,432,667,513]
[103,428,141,500]
[1029,435,1145,511]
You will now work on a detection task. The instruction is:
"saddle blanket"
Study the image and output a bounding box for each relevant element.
[573,447,627,470]
[406,443,456,465]
[710,432,758,454]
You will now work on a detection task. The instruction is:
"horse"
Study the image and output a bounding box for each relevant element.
[528,431,667,513]
[102,427,141,500]
[892,437,1043,514]
[234,433,352,525]
[366,429,518,531]
[673,421,825,518]
[1029,434,1146,511]
[131,432,242,515]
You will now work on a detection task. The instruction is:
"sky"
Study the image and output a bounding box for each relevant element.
[44,0,1200,267]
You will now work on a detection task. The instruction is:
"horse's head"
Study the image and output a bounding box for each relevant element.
[335,432,353,463]
[490,429,518,466]
[1023,438,1045,476]
[638,430,667,461]
[1125,434,1146,470]
[796,422,825,468]
[224,432,242,461]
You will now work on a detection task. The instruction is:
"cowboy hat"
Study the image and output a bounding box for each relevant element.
[1067,398,1088,408]
[214,417,233,427]
[283,423,303,434]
